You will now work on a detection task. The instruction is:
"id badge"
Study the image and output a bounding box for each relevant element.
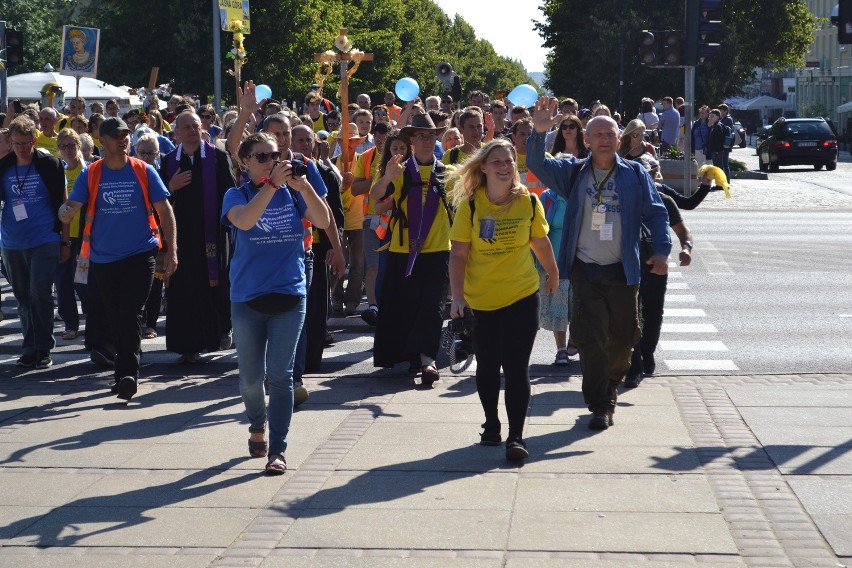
[479,217,496,240]
[74,256,90,284]
[599,223,613,241]
[591,208,606,231]
[12,200,28,221]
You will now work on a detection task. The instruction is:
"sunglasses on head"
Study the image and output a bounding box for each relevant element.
[561,123,578,130]
[250,151,281,163]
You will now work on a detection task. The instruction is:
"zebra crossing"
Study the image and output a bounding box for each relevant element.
[658,263,739,373]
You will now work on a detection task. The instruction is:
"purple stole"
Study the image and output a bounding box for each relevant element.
[404,156,440,277]
[167,142,220,286]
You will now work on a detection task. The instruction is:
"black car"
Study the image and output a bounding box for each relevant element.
[758,117,838,171]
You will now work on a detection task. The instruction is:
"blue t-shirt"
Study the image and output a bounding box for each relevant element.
[0,164,60,250]
[69,162,170,263]
[223,183,313,302]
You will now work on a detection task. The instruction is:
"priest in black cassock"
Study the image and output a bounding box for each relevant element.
[159,111,235,362]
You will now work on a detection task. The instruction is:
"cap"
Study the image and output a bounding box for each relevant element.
[579,108,592,119]
[100,117,131,137]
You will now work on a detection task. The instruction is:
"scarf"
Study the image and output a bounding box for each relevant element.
[403,156,440,277]
[167,142,219,286]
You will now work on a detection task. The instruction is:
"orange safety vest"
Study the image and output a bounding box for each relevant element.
[358,147,392,239]
[525,169,546,196]
[80,157,161,259]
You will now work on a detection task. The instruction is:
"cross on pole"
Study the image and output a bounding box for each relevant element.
[314,28,373,178]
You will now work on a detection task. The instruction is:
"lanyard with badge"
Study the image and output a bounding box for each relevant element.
[12,162,34,221]
[590,166,614,241]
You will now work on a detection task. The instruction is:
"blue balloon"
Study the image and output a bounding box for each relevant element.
[507,84,538,108]
[395,77,420,102]
[255,84,272,103]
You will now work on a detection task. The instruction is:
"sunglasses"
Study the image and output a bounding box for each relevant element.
[198,114,212,119]
[561,123,578,130]
[631,132,645,139]
[250,151,281,163]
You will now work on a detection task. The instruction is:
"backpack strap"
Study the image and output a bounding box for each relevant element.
[449,147,460,165]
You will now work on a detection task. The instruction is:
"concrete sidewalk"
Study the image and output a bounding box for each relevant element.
[1,342,850,567]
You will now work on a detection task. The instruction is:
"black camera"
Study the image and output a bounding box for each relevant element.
[448,308,477,334]
[290,160,308,177]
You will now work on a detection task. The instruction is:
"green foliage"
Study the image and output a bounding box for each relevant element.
[4,0,531,108]
[535,0,817,117]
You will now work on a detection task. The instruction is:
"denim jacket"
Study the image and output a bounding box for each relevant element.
[526,130,671,285]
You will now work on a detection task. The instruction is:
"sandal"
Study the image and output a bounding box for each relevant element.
[143,328,158,339]
[248,438,267,458]
[554,349,570,366]
[421,364,439,386]
[565,340,579,357]
[61,330,78,340]
[265,454,287,475]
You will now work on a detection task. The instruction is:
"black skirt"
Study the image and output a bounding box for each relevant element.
[373,251,449,367]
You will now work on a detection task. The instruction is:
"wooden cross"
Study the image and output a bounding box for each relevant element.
[314,28,374,177]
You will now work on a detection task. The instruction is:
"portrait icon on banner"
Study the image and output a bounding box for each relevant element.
[60,26,100,78]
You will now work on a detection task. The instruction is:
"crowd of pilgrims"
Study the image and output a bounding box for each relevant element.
[0,81,717,472]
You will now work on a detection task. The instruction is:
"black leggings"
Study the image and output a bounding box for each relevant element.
[473,292,539,439]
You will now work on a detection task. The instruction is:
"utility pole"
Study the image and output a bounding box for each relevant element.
[211,0,222,113]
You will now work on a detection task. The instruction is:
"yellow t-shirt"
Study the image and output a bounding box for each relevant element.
[441,145,479,166]
[354,147,381,215]
[449,188,548,311]
[337,155,364,231]
[65,162,85,237]
[310,113,326,133]
[35,131,59,157]
[388,163,452,254]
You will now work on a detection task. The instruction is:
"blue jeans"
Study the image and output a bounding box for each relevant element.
[232,298,306,456]
[293,250,313,382]
[2,242,59,356]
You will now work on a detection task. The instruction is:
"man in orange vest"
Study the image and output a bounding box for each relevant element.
[59,117,178,401]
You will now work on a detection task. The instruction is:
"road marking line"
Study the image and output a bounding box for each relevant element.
[664,359,740,371]
[659,340,729,351]
[661,323,718,333]
[669,272,684,279]
[665,295,697,303]
[698,241,734,275]
[667,282,690,290]
[665,309,707,317]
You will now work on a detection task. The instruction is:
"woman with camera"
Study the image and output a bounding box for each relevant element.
[447,139,558,462]
[223,132,330,475]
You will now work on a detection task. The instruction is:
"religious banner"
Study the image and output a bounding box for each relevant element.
[219,0,251,34]
[59,26,100,78]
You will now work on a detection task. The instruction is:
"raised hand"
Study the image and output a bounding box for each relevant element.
[532,96,563,134]
[238,80,263,115]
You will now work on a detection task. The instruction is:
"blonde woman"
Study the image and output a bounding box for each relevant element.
[447,139,558,462]
[618,119,656,161]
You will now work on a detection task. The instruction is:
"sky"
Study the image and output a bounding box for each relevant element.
[430,0,550,73]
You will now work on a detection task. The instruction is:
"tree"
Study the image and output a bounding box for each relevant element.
[535,0,817,117]
[1,0,79,73]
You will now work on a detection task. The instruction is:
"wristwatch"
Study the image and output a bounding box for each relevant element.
[683,240,693,251]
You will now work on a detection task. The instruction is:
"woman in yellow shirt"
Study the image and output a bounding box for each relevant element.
[447,139,558,462]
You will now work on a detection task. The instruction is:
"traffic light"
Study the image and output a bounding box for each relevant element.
[662,31,683,66]
[686,0,722,65]
[639,30,657,66]
[4,29,23,68]
[839,0,852,44]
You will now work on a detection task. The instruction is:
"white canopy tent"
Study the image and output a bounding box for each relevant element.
[837,100,852,113]
[736,95,787,111]
[3,70,141,109]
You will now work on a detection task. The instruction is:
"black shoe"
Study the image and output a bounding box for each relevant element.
[90,348,115,368]
[506,437,529,461]
[35,352,52,369]
[589,409,610,430]
[360,308,378,327]
[109,381,119,394]
[480,421,501,446]
[16,353,38,368]
[324,333,335,346]
[181,352,203,364]
[116,376,137,401]
[624,374,641,389]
